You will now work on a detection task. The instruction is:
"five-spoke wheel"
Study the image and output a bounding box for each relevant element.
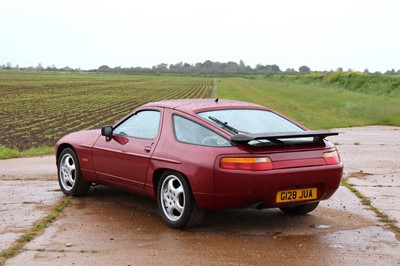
[160,174,185,222]
[157,171,204,228]
[57,148,90,196]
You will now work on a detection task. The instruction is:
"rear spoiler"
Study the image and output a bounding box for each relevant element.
[231,130,338,143]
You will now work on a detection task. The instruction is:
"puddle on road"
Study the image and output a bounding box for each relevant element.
[309,224,332,229]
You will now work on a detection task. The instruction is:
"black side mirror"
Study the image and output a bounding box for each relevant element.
[101,126,113,138]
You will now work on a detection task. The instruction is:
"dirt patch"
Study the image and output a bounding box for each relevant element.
[346,171,373,179]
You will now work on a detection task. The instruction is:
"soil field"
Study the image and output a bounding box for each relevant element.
[0,72,212,150]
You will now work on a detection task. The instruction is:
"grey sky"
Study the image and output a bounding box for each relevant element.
[1,0,399,72]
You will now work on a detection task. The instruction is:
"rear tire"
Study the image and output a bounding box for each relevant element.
[57,148,91,196]
[157,171,204,229]
[279,201,319,215]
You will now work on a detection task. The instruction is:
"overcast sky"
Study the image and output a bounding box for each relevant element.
[1,0,399,72]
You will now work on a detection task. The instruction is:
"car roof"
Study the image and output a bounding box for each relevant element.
[142,98,268,114]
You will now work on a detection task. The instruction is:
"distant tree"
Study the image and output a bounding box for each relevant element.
[203,60,214,69]
[239,60,246,69]
[224,61,240,73]
[363,68,369,74]
[156,63,168,70]
[61,66,73,72]
[270,64,281,73]
[285,68,297,74]
[384,69,396,75]
[98,65,110,71]
[299,65,310,74]
[255,64,265,70]
[45,65,53,71]
[36,63,44,71]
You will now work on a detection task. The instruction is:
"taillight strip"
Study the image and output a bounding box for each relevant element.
[323,150,340,165]
[220,157,273,171]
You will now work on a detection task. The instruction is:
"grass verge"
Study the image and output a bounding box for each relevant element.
[342,179,400,239]
[0,146,54,160]
[217,77,400,129]
[0,197,72,265]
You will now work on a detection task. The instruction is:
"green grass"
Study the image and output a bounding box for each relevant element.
[342,179,400,239]
[0,197,72,265]
[264,72,400,97]
[0,146,54,159]
[216,77,400,129]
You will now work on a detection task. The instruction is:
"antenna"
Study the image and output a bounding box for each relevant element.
[215,98,219,103]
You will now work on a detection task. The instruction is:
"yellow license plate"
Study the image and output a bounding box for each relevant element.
[276,188,317,203]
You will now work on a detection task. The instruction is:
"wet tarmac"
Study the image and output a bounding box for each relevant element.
[1,126,399,265]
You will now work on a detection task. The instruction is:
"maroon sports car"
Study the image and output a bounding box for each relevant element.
[56,98,343,228]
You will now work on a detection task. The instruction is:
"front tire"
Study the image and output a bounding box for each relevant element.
[57,148,91,196]
[157,171,204,229]
[279,201,319,215]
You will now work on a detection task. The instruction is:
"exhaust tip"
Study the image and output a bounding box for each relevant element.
[249,201,267,210]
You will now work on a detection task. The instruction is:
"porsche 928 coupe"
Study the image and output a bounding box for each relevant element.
[56,98,343,228]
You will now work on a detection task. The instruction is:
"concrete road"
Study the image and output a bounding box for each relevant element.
[1,126,399,265]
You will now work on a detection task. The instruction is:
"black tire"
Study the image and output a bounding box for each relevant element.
[57,148,91,196]
[279,201,319,215]
[157,171,204,229]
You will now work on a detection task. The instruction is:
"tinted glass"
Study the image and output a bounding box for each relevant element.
[113,110,160,139]
[198,109,303,134]
[173,115,232,147]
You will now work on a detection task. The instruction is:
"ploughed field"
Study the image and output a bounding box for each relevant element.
[0,72,212,150]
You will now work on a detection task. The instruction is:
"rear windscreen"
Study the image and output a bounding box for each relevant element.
[198,109,315,146]
[198,109,303,134]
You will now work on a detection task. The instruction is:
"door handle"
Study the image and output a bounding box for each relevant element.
[144,146,152,152]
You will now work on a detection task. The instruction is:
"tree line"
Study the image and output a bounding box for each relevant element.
[1,60,400,75]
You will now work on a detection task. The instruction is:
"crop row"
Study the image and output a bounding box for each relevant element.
[0,72,213,150]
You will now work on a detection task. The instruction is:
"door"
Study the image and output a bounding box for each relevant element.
[92,109,161,189]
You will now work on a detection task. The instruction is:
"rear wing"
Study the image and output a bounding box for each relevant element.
[231,130,338,144]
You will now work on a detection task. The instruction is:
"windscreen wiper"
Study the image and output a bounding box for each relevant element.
[208,116,242,134]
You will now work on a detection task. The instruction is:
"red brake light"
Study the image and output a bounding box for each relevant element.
[323,150,340,165]
[220,157,273,171]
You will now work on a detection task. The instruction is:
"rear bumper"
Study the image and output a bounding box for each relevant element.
[194,163,343,209]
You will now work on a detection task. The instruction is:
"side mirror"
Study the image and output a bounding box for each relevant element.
[101,125,113,138]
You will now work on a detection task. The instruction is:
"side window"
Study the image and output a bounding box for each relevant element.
[173,115,232,147]
[113,110,160,139]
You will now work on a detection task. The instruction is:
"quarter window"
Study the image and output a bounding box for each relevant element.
[173,115,232,147]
